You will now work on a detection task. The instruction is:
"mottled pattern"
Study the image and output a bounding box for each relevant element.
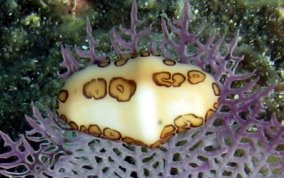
[153,71,186,87]
[205,109,215,121]
[140,50,151,57]
[81,77,137,102]
[212,83,221,96]
[103,128,122,140]
[56,50,218,148]
[109,77,137,102]
[97,57,111,67]
[187,70,206,84]
[88,124,102,136]
[114,58,130,66]
[63,118,189,148]
[57,90,68,103]
[163,59,176,66]
[174,114,204,131]
[83,78,107,99]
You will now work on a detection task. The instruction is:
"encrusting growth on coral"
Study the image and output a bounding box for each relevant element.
[0,0,283,177]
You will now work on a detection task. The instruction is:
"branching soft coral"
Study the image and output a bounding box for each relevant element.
[0,0,283,177]
[110,0,152,57]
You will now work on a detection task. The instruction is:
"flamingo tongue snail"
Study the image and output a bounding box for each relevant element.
[56,52,220,148]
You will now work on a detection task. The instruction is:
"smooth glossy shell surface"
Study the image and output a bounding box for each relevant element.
[57,53,220,148]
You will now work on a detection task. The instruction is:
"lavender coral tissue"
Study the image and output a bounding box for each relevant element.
[0,0,283,177]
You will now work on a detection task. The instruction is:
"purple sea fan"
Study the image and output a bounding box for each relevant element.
[0,0,283,177]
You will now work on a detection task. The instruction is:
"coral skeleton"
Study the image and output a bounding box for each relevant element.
[0,0,283,177]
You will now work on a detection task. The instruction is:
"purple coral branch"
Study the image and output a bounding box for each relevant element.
[75,17,106,63]
[0,104,69,177]
[25,104,65,145]
[59,18,106,78]
[160,0,197,63]
[0,132,36,176]
[159,2,245,91]
[58,45,82,79]
[157,1,281,177]
[110,0,152,57]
